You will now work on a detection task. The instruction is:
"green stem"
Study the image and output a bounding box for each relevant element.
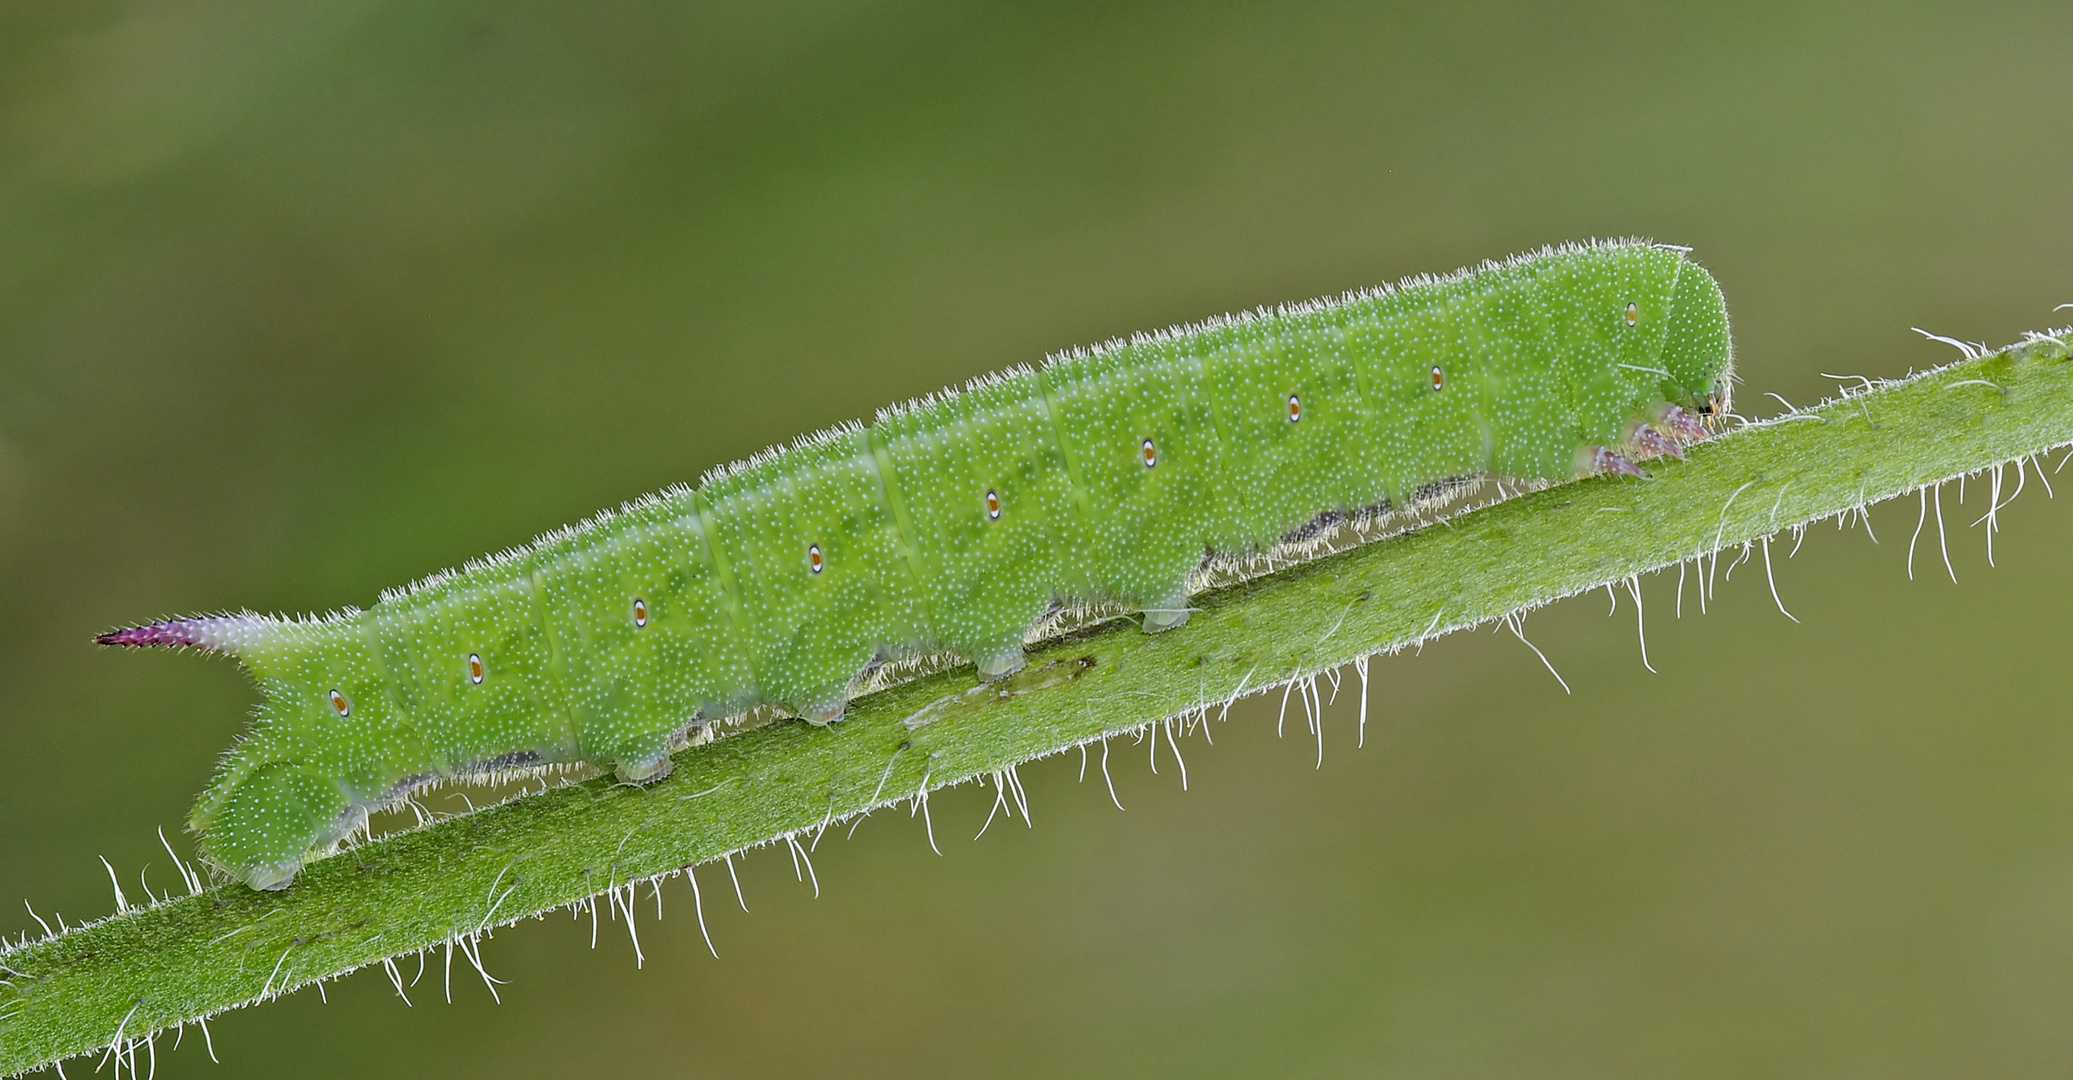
[5,330,2071,1077]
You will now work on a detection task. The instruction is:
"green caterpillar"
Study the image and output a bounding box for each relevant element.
[101,239,1732,890]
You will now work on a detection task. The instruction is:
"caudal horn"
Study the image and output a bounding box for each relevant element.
[96,613,273,657]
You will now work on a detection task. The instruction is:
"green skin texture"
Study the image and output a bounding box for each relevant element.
[171,240,1732,889]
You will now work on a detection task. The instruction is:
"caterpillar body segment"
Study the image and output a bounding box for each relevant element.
[100,239,1733,889]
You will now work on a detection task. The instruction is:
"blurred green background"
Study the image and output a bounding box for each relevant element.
[5,2,2073,1075]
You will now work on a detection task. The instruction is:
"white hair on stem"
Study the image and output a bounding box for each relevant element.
[1100,739,1124,811]
[98,858,129,916]
[456,931,504,1000]
[724,852,748,912]
[910,769,941,855]
[1504,613,1570,694]
[1276,673,1297,738]
[1625,577,1655,673]
[1912,327,1985,360]
[1935,484,1956,582]
[685,865,717,959]
[1305,675,1324,769]
[1007,763,1031,823]
[1908,486,1927,581]
[380,956,412,1006]
[783,834,818,898]
[1762,535,1799,623]
[1354,655,1371,748]
[975,771,1010,840]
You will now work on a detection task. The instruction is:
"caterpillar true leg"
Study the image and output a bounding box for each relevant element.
[1584,445,1650,478]
[1630,424,1685,461]
[1655,403,1713,442]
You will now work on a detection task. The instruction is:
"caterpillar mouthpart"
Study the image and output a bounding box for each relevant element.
[95,613,273,657]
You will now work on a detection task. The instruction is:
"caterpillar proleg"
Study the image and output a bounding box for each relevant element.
[100,239,1732,889]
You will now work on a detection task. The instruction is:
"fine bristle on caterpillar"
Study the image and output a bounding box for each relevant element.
[99,239,1733,889]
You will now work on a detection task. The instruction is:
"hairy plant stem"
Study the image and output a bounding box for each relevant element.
[5,330,2071,1076]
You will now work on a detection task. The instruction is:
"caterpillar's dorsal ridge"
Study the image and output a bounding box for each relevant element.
[789,419,867,455]
[693,421,865,490]
[874,364,1037,426]
[409,482,707,602]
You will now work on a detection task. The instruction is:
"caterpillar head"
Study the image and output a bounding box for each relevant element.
[1656,259,1735,424]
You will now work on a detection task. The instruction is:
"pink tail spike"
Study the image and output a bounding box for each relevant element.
[96,614,269,656]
